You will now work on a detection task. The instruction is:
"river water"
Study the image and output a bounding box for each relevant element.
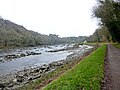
[0,44,93,76]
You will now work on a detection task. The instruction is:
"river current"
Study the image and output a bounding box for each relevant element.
[0,44,93,76]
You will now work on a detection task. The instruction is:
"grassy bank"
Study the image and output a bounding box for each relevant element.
[114,43,120,49]
[43,45,106,90]
[18,50,94,90]
[18,60,81,90]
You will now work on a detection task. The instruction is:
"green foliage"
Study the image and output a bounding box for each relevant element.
[0,18,87,47]
[17,55,81,90]
[113,43,120,49]
[87,26,112,42]
[93,0,120,42]
[43,45,106,90]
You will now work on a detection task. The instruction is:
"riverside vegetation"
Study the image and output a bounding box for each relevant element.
[0,18,87,48]
[114,43,120,49]
[0,0,120,89]
[0,17,112,48]
[0,44,95,90]
[17,45,96,90]
[43,45,106,90]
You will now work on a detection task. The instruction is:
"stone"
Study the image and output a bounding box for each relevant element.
[4,54,20,60]
[23,73,28,77]
[0,82,6,89]
[26,51,41,56]
[13,78,17,83]
[17,78,23,83]
[20,53,26,57]
[40,64,48,70]
[7,83,14,87]
[34,69,40,73]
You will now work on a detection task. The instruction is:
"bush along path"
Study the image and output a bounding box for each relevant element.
[102,44,120,90]
[43,45,106,90]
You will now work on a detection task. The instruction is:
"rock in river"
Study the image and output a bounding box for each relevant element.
[4,54,20,60]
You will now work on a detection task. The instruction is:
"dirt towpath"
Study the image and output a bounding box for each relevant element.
[103,44,120,90]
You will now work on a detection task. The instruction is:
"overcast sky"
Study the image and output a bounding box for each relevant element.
[0,0,98,37]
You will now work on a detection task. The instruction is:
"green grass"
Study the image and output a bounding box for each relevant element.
[43,45,106,90]
[17,53,84,90]
[83,42,98,46]
[114,43,120,49]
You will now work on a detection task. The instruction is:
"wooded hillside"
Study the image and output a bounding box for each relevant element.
[87,26,112,42]
[0,18,87,47]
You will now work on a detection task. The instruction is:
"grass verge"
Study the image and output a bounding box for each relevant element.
[18,62,78,90]
[113,43,120,49]
[43,45,106,90]
[18,50,93,90]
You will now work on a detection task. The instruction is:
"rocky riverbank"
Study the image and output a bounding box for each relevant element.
[0,44,75,63]
[0,60,65,90]
[0,46,95,90]
[0,51,41,63]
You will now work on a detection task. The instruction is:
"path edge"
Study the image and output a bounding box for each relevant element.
[101,44,112,90]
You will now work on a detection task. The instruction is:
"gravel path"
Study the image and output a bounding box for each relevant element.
[103,44,120,90]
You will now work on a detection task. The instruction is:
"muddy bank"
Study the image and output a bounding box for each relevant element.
[0,46,95,90]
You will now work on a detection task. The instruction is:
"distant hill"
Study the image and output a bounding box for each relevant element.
[0,18,87,47]
[87,26,112,43]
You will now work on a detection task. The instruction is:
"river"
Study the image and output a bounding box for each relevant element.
[0,44,93,76]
